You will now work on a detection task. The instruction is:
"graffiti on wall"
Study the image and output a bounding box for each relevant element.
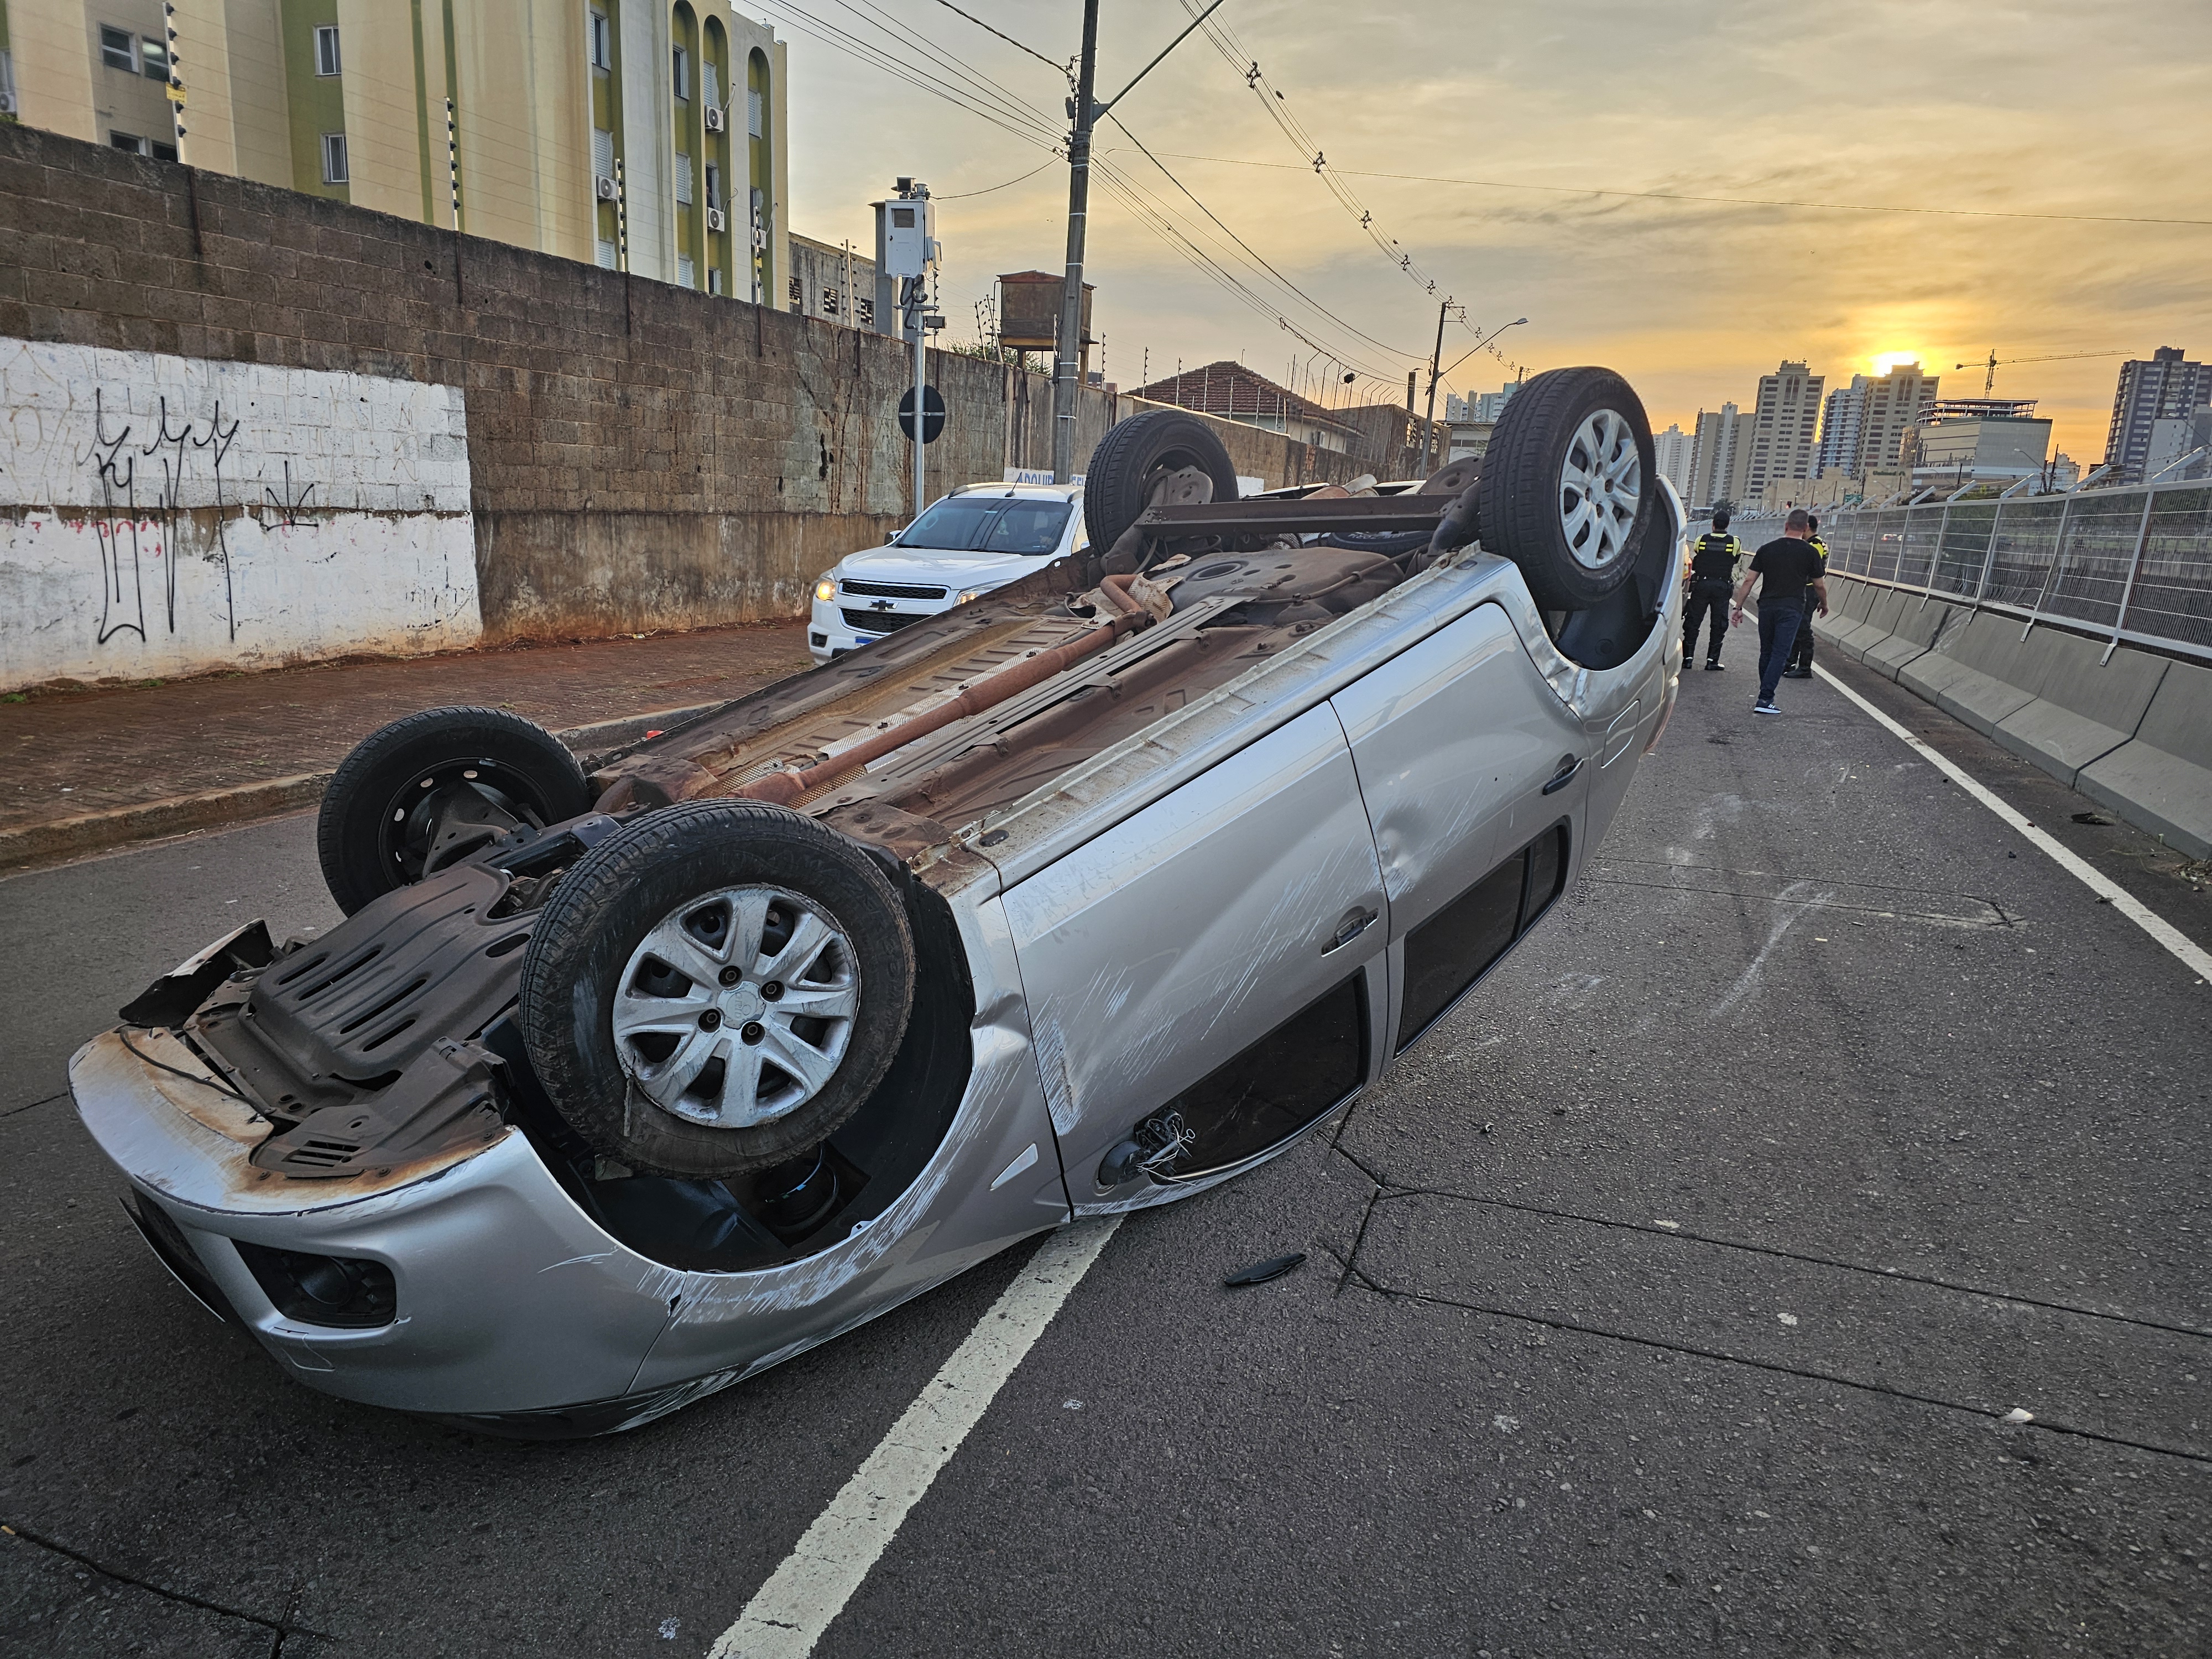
[2,340,481,690]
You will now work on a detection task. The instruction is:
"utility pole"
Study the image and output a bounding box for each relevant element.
[1051,0,1228,483]
[1421,297,1464,476]
[1051,0,1100,484]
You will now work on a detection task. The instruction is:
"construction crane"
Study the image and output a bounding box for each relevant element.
[1957,348,2137,395]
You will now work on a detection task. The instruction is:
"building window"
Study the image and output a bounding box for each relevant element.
[140,36,169,79]
[588,9,612,70]
[708,268,723,295]
[672,45,689,101]
[315,25,342,77]
[101,26,137,74]
[675,152,693,206]
[703,161,721,211]
[321,132,349,184]
[747,87,763,138]
[150,140,178,163]
[676,253,696,289]
[111,131,144,153]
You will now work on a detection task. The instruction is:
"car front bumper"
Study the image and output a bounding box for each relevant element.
[808,593,957,662]
[70,891,1073,1430]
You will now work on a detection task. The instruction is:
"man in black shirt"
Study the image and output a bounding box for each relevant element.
[1785,514,1829,678]
[1731,508,1828,713]
[1682,509,1741,670]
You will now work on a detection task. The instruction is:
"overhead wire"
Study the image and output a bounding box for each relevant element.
[760,0,1419,387]
[1171,0,1521,382]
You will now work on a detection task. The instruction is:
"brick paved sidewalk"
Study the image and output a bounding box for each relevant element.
[0,622,811,840]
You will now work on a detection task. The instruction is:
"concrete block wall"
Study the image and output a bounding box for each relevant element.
[1811,574,2212,857]
[0,124,1371,685]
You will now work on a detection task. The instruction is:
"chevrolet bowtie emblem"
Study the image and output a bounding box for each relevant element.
[870,598,894,609]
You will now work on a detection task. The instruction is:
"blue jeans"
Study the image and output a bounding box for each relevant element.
[1757,603,1803,702]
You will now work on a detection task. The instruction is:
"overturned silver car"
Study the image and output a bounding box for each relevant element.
[73,369,1684,1434]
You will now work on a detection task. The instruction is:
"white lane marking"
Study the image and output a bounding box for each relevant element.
[708,1219,1123,1659]
[1814,665,2211,984]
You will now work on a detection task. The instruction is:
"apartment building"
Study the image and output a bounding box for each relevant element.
[1740,360,1823,507]
[0,0,789,304]
[787,231,876,329]
[1813,362,1938,479]
[1652,422,1693,498]
[2104,347,2211,482]
[1686,403,1751,511]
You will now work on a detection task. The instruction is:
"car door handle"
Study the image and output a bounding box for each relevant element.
[1323,907,1379,954]
[1541,754,1583,795]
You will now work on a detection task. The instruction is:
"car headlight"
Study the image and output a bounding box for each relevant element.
[814,576,838,603]
[953,588,984,606]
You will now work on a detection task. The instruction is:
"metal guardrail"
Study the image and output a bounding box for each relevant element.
[1734,479,2212,664]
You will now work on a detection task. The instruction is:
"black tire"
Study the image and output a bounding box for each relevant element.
[316,706,592,914]
[517,801,917,1178]
[1480,367,1655,611]
[1083,409,1241,551]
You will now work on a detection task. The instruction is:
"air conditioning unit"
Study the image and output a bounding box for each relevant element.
[706,207,727,233]
[703,105,724,132]
[594,175,617,202]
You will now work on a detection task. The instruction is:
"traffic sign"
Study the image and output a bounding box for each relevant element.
[898,385,946,445]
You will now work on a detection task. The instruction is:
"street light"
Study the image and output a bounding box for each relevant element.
[1436,317,1528,386]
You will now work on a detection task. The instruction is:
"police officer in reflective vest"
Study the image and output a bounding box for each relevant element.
[1683,510,1741,670]
[1785,516,1829,679]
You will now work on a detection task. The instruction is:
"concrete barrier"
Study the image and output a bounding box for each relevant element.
[1835,588,1910,662]
[1822,573,2209,857]
[1863,597,1958,682]
[1907,609,2043,735]
[2075,659,2212,858]
[1991,630,2170,788]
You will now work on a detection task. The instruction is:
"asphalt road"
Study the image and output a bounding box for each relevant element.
[2,652,2205,1658]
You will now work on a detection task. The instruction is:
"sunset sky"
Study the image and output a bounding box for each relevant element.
[764,0,2211,467]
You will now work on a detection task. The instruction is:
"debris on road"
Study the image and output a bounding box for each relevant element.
[2001,1407,2034,1425]
[1224,1253,1307,1287]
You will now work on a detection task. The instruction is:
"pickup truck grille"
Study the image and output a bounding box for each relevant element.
[841,578,947,600]
[842,607,926,634]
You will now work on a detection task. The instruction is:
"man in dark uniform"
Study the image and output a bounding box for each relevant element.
[1733,508,1828,714]
[1682,509,1741,671]
[1783,514,1829,679]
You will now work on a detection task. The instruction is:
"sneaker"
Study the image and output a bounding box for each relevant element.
[1704,660,1724,671]
[1754,700,1781,715]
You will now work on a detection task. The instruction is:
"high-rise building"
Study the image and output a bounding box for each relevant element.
[1687,404,1752,511]
[1,1,790,303]
[1473,382,1520,422]
[1652,423,1694,498]
[2104,348,2212,482]
[1813,362,1938,479]
[1740,361,1824,507]
[1815,382,1864,477]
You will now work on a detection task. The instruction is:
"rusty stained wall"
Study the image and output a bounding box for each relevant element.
[0,123,1373,652]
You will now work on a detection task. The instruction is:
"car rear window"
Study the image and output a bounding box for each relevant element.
[897,496,1071,555]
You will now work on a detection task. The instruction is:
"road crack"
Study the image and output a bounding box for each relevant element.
[2,1521,335,1643]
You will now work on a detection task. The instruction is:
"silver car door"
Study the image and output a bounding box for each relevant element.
[1328,601,1588,1056]
[1002,702,1387,1208]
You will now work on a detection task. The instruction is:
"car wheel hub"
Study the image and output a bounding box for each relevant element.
[1558,408,1642,572]
[611,884,861,1130]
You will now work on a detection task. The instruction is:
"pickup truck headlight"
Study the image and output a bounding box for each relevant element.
[953,588,985,606]
[814,576,838,603]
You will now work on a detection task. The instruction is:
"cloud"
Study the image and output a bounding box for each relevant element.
[777,0,2212,460]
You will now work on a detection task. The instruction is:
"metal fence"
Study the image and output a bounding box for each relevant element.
[1733,479,2212,662]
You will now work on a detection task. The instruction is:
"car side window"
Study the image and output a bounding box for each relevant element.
[1396,822,1569,1053]
[1138,971,1366,1182]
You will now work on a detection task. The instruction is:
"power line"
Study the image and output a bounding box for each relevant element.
[1150,151,2212,231]
[936,157,1060,199]
[925,0,1069,76]
[759,0,1416,383]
